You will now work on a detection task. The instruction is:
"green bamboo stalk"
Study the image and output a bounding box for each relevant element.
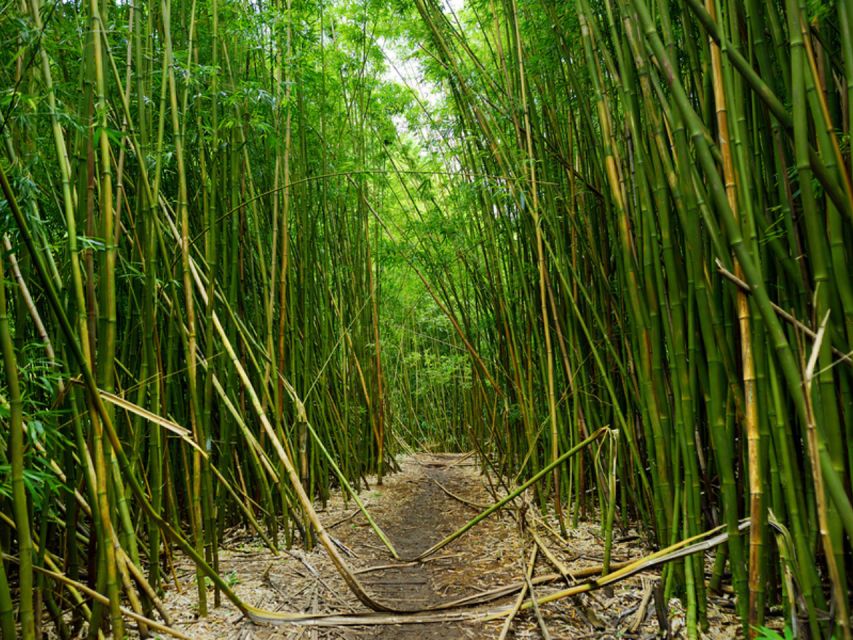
[0,251,34,638]
[703,2,758,629]
[0,158,251,617]
[0,536,14,639]
[629,0,853,541]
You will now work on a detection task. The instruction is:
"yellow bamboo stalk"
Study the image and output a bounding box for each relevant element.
[704,1,760,631]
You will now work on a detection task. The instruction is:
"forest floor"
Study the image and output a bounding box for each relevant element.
[157,453,750,639]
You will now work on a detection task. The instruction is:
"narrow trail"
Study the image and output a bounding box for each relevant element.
[160,454,745,638]
[355,455,495,639]
[163,453,526,638]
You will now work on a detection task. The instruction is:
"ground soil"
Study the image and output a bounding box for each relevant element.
[354,456,492,639]
[156,453,757,639]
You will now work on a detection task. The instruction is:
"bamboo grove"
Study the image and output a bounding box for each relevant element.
[0,0,411,636]
[0,0,851,639]
[407,0,853,637]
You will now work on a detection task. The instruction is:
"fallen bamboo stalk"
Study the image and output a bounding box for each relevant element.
[247,519,749,627]
[498,546,536,640]
[415,428,609,560]
[327,505,367,530]
[629,579,654,633]
[525,557,553,640]
[487,519,752,619]
[430,477,491,510]
[354,554,461,575]
[529,521,571,578]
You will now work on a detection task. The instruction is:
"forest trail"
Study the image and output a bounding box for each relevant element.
[159,454,742,639]
[3,0,849,635]
[162,453,530,638]
[351,454,499,639]
[161,453,526,638]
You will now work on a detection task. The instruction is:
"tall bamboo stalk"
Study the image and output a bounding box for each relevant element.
[0,253,34,638]
[0,1,851,636]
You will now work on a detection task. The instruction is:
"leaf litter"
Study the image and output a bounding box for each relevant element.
[154,453,777,639]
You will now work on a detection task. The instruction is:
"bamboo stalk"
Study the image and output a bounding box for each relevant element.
[0,252,34,637]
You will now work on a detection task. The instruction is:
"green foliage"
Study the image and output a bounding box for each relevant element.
[0,0,851,638]
[753,626,795,640]
[0,464,63,511]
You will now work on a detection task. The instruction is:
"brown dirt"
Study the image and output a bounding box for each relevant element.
[350,455,497,639]
[154,453,763,639]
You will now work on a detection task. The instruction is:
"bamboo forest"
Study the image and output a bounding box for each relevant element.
[0,0,852,637]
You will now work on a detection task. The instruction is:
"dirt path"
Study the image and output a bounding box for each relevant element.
[158,454,747,639]
[353,455,504,639]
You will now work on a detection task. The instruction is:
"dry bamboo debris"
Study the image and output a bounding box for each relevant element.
[415,451,478,468]
[628,579,655,633]
[429,477,491,510]
[497,546,538,640]
[237,518,750,627]
[150,454,756,639]
[101,443,731,634]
